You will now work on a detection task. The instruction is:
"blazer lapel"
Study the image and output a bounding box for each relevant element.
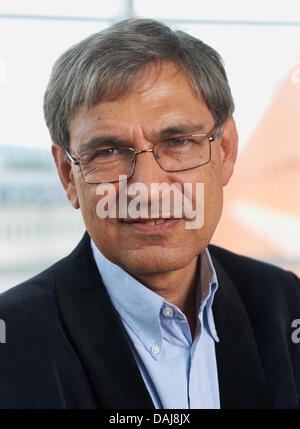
[55,232,155,409]
[210,253,273,409]
[55,232,272,409]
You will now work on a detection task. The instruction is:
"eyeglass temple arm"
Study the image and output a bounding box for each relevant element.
[191,125,221,142]
[209,125,222,141]
[65,149,80,165]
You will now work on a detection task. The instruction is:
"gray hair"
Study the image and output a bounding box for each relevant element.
[43,18,234,150]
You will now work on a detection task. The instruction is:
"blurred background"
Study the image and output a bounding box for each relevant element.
[0,0,299,292]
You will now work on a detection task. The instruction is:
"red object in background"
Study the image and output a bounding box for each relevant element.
[213,59,300,276]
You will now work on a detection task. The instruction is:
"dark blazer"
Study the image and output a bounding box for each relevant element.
[0,232,299,409]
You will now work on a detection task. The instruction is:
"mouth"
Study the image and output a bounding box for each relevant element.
[120,217,182,233]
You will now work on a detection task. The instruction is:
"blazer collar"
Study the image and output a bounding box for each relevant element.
[55,232,272,409]
[210,249,273,409]
[55,232,155,409]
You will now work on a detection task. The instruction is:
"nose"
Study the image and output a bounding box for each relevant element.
[129,147,167,186]
[125,146,172,210]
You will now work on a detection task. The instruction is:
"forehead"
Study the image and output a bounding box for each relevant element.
[69,62,214,146]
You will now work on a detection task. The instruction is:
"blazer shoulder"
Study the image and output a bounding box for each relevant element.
[208,244,300,303]
[209,244,299,280]
[0,258,62,310]
[0,234,98,409]
[0,232,89,310]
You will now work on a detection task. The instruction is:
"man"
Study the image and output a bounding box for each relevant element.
[0,18,299,409]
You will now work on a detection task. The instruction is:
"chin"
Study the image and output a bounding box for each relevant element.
[117,247,195,275]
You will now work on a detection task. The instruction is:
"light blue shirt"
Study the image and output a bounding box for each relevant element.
[91,239,220,409]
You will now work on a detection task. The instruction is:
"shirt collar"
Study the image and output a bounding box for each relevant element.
[200,249,219,342]
[91,239,219,357]
[90,239,164,352]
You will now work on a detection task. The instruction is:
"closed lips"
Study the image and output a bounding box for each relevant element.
[121,218,176,225]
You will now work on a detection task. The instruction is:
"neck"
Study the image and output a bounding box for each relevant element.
[129,255,199,337]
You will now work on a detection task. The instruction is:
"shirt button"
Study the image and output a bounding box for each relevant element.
[162,306,174,318]
[151,344,160,355]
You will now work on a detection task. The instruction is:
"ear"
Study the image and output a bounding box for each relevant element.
[51,144,80,209]
[219,117,239,186]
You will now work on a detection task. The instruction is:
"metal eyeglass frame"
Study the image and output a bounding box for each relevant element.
[65,125,222,184]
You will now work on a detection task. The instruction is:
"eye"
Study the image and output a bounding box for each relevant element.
[98,148,119,157]
[166,138,191,147]
[80,148,119,163]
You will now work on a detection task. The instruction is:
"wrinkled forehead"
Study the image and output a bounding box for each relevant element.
[124,61,195,95]
[69,62,214,150]
[73,60,200,110]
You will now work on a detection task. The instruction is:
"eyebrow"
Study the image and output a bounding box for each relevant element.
[79,123,206,153]
[159,123,205,139]
[79,137,131,153]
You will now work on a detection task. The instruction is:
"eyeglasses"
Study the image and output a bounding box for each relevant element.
[65,125,221,184]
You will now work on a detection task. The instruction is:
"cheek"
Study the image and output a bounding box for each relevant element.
[73,177,99,223]
[75,180,121,240]
[204,168,223,234]
[190,160,223,228]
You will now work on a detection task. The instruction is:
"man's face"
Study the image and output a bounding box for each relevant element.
[59,62,237,276]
